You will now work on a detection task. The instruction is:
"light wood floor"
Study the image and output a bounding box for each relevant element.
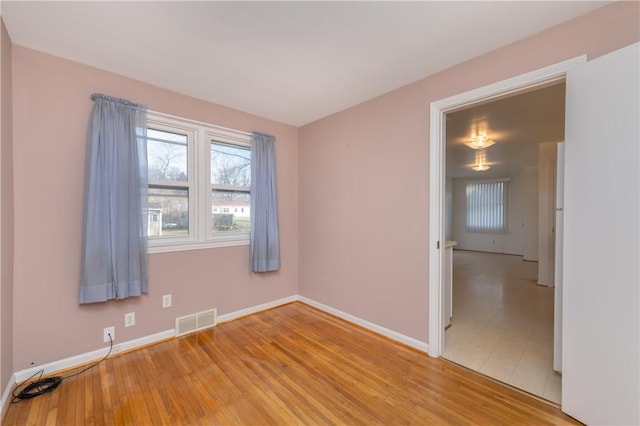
[3,302,578,425]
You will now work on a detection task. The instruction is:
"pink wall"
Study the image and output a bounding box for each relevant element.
[1,18,15,391]
[11,47,299,370]
[5,1,639,375]
[298,2,640,343]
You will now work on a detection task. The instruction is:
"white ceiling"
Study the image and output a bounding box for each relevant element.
[2,1,609,126]
[446,82,566,178]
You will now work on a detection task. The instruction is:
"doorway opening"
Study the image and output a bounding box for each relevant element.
[427,56,587,403]
[443,82,565,403]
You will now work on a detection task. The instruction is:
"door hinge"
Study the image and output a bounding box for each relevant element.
[437,241,440,249]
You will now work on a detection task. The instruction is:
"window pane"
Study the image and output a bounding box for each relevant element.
[148,129,188,182]
[148,187,189,237]
[147,128,187,144]
[211,142,251,187]
[211,190,250,234]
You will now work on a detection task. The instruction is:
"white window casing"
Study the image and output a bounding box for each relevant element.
[146,111,252,253]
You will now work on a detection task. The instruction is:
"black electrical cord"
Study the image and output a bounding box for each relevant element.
[11,333,113,402]
[12,375,62,400]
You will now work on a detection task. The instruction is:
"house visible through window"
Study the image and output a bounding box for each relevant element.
[147,128,190,237]
[465,179,509,233]
[145,112,252,252]
[211,141,251,235]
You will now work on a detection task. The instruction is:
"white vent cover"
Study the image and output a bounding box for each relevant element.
[175,308,217,337]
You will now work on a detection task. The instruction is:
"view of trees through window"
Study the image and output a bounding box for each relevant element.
[210,142,251,234]
[145,127,253,238]
[147,128,189,236]
[144,114,254,248]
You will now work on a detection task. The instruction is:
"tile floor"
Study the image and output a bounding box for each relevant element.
[442,250,561,404]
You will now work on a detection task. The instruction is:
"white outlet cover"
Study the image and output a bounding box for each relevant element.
[124,312,135,327]
[163,294,172,308]
[103,326,115,343]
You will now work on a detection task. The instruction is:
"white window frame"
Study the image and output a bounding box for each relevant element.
[205,131,252,246]
[147,111,252,254]
[146,117,197,247]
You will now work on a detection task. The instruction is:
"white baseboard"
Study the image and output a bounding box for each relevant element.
[216,295,298,323]
[12,295,297,384]
[298,296,429,353]
[1,373,16,420]
[14,329,175,382]
[10,294,426,398]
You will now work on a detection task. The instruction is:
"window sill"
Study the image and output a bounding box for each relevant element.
[148,234,249,254]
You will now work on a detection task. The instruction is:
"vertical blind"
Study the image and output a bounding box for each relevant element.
[465,179,509,233]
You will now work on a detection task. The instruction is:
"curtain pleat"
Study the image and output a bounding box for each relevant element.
[250,132,280,272]
[79,93,148,303]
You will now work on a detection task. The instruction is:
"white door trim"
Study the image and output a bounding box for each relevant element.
[427,55,586,358]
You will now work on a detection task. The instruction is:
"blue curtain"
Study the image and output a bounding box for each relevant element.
[250,132,280,272]
[79,94,148,303]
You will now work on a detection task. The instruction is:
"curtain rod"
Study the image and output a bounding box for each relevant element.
[90,93,146,110]
[89,94,254,138]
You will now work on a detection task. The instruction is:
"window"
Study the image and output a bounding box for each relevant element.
[210,142,251,235]
[147,128,191,238]
[146,112,251,253]
[465,179,509,233]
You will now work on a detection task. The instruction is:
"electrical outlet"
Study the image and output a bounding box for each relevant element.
[162,294,172,308]
[103,326,115,343]
[124,312,135,327]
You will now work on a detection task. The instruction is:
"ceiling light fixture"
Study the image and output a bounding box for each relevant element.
[470,162,491,172]
[470,151,491,172]
[465,134,495,150]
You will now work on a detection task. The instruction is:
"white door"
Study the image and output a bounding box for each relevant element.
[553,142,564,373]
[563,42,639,424]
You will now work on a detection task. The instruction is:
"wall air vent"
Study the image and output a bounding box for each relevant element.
[175,308,218,337]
